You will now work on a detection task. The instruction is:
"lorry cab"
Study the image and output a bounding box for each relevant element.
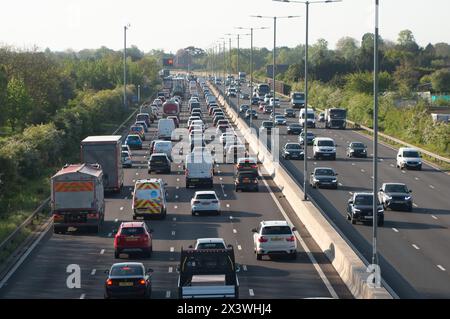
[291,92,305,109]
[299,109,316,128]
[132,179,167,220]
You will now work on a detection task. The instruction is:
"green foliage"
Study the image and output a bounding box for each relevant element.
[431,69,450,92]
[345,71,393,94]
[5,77,33,131]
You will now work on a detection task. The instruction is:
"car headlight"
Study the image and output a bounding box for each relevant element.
[285,151,290,155]
[354,209,361,213]
[332,179,337,183]
[405,196,412,200]
[386,196,392,200]
[313,178,319,182]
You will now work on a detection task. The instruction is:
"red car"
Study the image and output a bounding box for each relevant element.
[167,116,179,128]
[114,222,153,258]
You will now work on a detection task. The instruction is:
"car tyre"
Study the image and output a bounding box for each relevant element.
[114,250,120,259]
[290,252,297,260]
[378,217,384,227]
[351,217,357,224]
[256,253,262,261]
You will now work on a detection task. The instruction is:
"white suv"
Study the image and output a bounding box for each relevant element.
[396,147,422,170]
[252,221,297,260]
[191,191,221,216]
[313,137,337,160]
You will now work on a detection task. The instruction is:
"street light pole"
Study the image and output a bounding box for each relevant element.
[137,84,141,104]
[273,17,277,128]
[123,24,130,110]
[372,0,380,268]
[237,34,240,118]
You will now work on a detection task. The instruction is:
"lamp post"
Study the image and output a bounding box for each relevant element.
[251,15,300,130]
[123,24,130,110]
[236,26,269,130]
[273,0,342,201]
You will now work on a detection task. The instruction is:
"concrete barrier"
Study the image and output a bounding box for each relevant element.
[209,82,393,299]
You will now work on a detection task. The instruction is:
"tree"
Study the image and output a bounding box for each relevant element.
[0,66,7,127]
[397,30,420,53]
[6,77,33,131]
[336,37,359,61]
[393,61,421,94]
[431,69,450,92]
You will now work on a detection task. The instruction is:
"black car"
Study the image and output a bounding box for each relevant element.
[240,93,250,100]
[104,262,153,299]
[346,142,368,158]
[245,109,258,119]
[251,96,260,106]
[310,167,338,189]
[284,108,296,118]
[287,123,303,135]
[235,171,259,192]
[378,183,413,211]
[239,105,249,113]
[347,193,384,226]
[148,153,171,174]
[282,143,304,160]
[260,121,274,134]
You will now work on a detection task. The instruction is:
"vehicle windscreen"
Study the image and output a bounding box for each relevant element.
[286,144,301,150]
[197,243,226,249]
[330,109,347,118]
[354,195,374,206]
[293,93,305,100]
[385,184,408,193]
[315,169,334,176]
[403,151,420,158]
[110,265,143,277]
[196,194,217,200]
[307,113,315,119]
[263,122,274,128]
[121,227,145,236]
[351,143,365,148]
[262,226,292,235]
[127,136,140,141]
[318,140,334,147]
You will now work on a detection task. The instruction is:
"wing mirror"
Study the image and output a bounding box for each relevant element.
[292,227,297,232]
[348,200,353,204]
[235,263,241,273]
[104,269,110,275]
[146,268,154,274]
[251,228,258,233]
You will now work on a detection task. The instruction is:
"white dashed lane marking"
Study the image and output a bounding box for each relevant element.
[429,185,435,189]
[91,269,96,275]
[166,291,171,298]
[80,294,85,299]
[432,215,438,220]
[249,289,255,297]
[170,247,174,253]
[437,265,446,272]
[233,229,237,234]
[392,228,399,233]
[100,249,105,255]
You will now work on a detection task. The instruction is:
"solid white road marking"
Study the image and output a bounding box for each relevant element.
[166,291,171,298]
[91,269,96,275]
[260,175,339,299]
[413,203,418,208]
[249,289,255,297]
[243,265,248,271]
[412,244,420,250]
[392,228,399,233]
[437,265,446,271]
[171,231,176,236]
[432,215,438,220]
[100,249,105,254]
[80,294,86,299]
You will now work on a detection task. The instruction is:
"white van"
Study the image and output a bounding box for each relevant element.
[185,153,214,188]
[396,147,422,170]
[153,141,173,160]
[299,109,316,128]
[158,119,176,140]
[313,137,336,160]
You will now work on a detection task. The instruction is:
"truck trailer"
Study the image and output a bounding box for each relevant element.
[81,136,123,192]
[51,163,105,233]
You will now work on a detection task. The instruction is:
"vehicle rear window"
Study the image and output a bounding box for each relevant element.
[262,226,292,235]
[110,265,143,276]
[197,243,226,249]
[196,194,218,200]
[151,155,167,161]
[121,227,145,236]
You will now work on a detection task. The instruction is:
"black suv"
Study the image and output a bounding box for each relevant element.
[347,193,384,226]
[235,171,259,192]
[282,143,304,160]
[310,167,338,189]
[346,142,368,158]
[378,183,413,212]
[148,153,171,174]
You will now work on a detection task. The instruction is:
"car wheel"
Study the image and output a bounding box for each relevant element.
[148,170,151,174]
[114,250,120,259]
[290,252,297,260]
[256,253,262,261]
[351,217,357,225]
[378,218,384,227]
[347,214,351,221]
[132,215,137,220]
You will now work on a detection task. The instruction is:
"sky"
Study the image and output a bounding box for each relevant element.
[1,0,449,53]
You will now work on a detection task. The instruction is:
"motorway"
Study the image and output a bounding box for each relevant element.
[0,83,352,299]
[216,81,450,299]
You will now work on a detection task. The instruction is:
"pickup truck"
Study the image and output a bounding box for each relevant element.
[177,247,240,299]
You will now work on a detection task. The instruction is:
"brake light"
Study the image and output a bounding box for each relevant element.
[106,279,113,286]
[258,236,268,243]
[193,200,201,204]
[286,235,295,242]
[251,165,258,169]
[139,279,146,285]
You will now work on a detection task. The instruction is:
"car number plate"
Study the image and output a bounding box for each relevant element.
[119,282,134,287]
[126,238,138,241]
[191,179,198,182]
[202,202,210,205]
[365,216,373,219]
[271,237,283,241]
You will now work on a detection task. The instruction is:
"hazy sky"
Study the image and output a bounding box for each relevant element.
[1,0,449,53]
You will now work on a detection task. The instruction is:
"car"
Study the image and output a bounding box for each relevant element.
[213,115,225,126]
[135,121,149,133]
[251,96,260,106]
[298,131,315,145]
[240,92,250,100]
[313,137,336,160]
[152,140,172,160]
[191,191,221,216]
[235,171,259,192]
[347,193,384,226]
[264,93,273,104]
[227,88,237,97]
[269,112,282,120]
[260,121,274,134]
[310,167,338,189]
[125,134,143,150]
[287,123,303,135]
[236,157,258,174]
[104,262,153,299]
[130,125,145,141]
[318,112,325,122]
[208,106,218,116]
[220,132,237,145]
[239,105,249,113]
[167,116,179,128]
[263,105,273,114]
[193,238,227,249]
[187,116,201,127]
[245,109,258,119]
[252,220,297,260]
[378,183,413,212]
[274,115,287,126]
[148,153,171,174]
[189,124,204,134]
[269,98,281,108]
[282,143,304,160]
[284,108,296,118]
[122,144,132,156]
[346,142,368,158]
[121,150,132,168]
[396,147,422,170]
[114,222,153,258]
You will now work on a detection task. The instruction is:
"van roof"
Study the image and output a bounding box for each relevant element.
[82,135,122,143]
